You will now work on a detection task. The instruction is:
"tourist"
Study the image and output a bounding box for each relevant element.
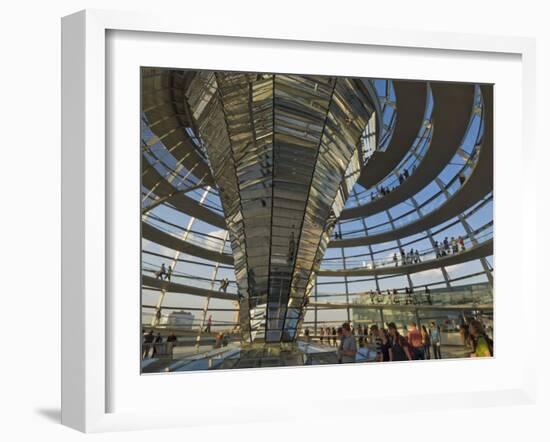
[152,332,163,357]
[443,237,450,254]
[331,327,337,346]
[414,249,421,263]
[459,173,466,185]
[434,240,440,258]
[336,327,344,362]
[393,253,398,267]
[379,328,391,362]
[156,263,166,280]
[429,321,442,359]
[405,289,413,306]
[142,329,154,359]
[166,331,177,358]
[165,265,172,281]
[370,324,383,362]
[451,237,459,254]
[358,327,364,348]
[424,285,432,304]
[421,325,431,359]
[403,169,409,179]
[204,315,212,333]
[388,322,412,361]
[214,332,223,348]
[320,327,325,344]
[407,322,425,360]
[458,235,466,252]
[220,278,229,292]
[338,322,357,363]
[469,320,493,357]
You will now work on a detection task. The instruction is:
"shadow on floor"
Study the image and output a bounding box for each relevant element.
[35,408,61,423]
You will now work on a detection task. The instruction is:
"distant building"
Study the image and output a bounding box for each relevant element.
[160,310,194,330]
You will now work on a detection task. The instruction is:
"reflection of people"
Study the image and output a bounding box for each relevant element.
[288,231,296,263]
[338,323,357,363]
[166,265,172,281]
[248,268,256,295]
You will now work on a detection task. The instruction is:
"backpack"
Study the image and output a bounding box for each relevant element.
[476,334,493,356]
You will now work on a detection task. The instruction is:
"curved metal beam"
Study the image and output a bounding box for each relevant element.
[355,80,427,189]
[319,238,492,276]
[341,82,475,220]
[142,275,238,301]
[329,84,491,248]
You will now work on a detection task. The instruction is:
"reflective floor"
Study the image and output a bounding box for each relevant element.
[141,334,474,373]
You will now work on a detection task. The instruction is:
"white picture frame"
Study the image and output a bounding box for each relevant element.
[61,9,538,433]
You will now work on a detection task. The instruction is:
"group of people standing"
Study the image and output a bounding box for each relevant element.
[305,323,358,363]
[141,329,178,360]
[365,286,432,306]
[366,321,443,362]
[370,169,412,202]
[307,321,444,363]
[393,248,422,267]
[434,236,466,258]
[309,317,493,363]
[155,263,172,281]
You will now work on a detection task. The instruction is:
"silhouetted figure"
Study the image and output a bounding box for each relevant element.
[142,330,154,359]
[220,278,229,292]
[152,332,163,357]
[156,263,166,280]
[458,235,466,252]
[204,315,212,333]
